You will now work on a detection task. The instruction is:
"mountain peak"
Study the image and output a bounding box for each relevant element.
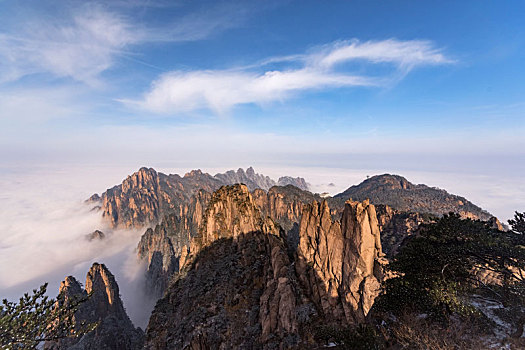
[336,174,492,220]
[84,262,129,321]
[363,174,413,190]
[184,169,204,177]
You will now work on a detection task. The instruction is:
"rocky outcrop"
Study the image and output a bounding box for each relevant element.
[91,167,310,229]
[296,199,387,324]
[213,166,276,191]
[136,183,322,299]
[46,263,143,350]
[196,185,271,247]
[94,167,222,229]
[375,204,427,258]
[253,186,319,233]
[145,184,300,349]
[335,174,493,221]
[86,230,105,241]
[136,190,211,297]
[489,216,504,231]
[277,176,309,191]
[102,167,161,228]
[253,185,324,254]
[145,187,392,348]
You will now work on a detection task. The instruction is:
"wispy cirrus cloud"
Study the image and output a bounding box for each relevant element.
[313,39,453,69]
[0,6,140,85]
[128,39,454,114]
[0,1,253,85]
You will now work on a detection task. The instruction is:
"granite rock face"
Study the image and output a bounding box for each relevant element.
[253,185,319,233]
[137,184,318,298]
[136,190,211,297]
[96,167,222,229]
[277,176,309,191]
[145,185,389,348]
[145,184,299,349]
[374,204,427,258]
[296,199,387,324]
[46,263,144,350]
[91,167,310,229]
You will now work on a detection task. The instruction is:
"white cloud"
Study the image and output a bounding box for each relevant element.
[0,165,155,327]
[131,68,376,114]
[0,6,139,85]
[314,39,454,69]
[130,39,453,114]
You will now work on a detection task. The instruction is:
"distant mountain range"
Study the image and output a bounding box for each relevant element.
[87,167,309,229]
[88,168,494,230]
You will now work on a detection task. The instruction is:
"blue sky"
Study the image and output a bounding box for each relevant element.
[0,0,524,175]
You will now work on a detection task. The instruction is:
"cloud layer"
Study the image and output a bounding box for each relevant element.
[131,39,453,114]
[0,165,155,327]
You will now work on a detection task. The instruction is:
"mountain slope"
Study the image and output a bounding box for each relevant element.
[145,185,386,348]
[137,184,321,297]
[334,174,492,220]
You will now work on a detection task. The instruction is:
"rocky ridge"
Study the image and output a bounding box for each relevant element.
[88,167,309,229]
[137,184,322,297]
[136,190,211,297]
[145,184,299,348]
[78,168,509,348]
[296,199,387,325]
[214,167,309,192]
[334,174,493,220]
[145,184,387,348]
[46,263,143,350]
[135,182,443,299]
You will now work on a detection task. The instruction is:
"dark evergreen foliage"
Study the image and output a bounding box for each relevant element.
[377,213,525,320]
[0,283,95,349]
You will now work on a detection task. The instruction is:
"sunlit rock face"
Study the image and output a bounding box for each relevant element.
[253,185,318,233]
[45,263,144,350]
[79,167,508,348]
[136,184,317,298]
[296,199,387,324]
[91,167,310,230]
[144,186,390,348]
[97,167,222,229]
[145,184,299,349]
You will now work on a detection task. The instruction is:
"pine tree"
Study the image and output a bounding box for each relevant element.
[0,283,96,349]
